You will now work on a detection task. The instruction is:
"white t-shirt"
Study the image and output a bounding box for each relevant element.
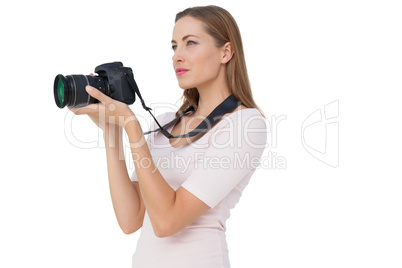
[131,108,267,268]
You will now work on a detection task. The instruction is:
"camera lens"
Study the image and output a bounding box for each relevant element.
[53,74,109,108]
[55,75,66,107]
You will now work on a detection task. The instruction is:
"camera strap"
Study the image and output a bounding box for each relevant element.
[144,94,240,139]
[125,73,241,139]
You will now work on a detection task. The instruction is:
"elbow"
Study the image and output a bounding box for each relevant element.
[153,220,176,238]
[154,229,168,238]
[153,224,169,238]
[154,229,170,238]
[122,227,136,235]
[121,221,142,235]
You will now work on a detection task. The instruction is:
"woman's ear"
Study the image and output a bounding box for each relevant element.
[221,42,234,64]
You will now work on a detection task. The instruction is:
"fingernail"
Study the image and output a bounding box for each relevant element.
[86,86,93,92]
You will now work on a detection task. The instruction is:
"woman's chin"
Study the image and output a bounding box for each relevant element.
[178,81,194,90]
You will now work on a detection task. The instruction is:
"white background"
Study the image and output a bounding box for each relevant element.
[1,0,401,267]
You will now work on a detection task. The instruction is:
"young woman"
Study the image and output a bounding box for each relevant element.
[70,5,267,268]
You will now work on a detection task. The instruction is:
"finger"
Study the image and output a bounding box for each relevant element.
[68,107,79,114]
[69,103,99,115]
[86,86,108,104]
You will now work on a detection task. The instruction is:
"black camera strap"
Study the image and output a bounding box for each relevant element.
[125,74,241,139]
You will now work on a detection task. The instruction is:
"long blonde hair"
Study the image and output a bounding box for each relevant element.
[174,5,264,117]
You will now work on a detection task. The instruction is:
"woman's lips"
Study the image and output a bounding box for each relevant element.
[175,68,189,76]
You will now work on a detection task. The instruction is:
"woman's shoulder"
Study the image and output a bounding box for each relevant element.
[207,107,266,139]
[221,107,265,127]
[205,107,267,150]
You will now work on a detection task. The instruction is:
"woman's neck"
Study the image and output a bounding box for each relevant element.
[192,71,231,118]
[193,88,230,117]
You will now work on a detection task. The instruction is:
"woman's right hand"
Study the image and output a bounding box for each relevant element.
[68,107,122,141]
[68,73,123,141]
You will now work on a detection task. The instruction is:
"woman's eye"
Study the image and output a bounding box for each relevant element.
[172,41,197,51]
[187,40,197,46]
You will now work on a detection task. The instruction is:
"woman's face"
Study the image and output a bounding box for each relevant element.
[171,16,225,90]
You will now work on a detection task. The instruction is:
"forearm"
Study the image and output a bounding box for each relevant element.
[104,128,143,233]
[124,120,176,232]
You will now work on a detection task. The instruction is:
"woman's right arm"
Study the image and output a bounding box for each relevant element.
[103,125,145,234]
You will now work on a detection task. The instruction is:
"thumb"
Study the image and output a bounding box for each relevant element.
[86,85,107,103]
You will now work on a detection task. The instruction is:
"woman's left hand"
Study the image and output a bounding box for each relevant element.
[69,85,136,129]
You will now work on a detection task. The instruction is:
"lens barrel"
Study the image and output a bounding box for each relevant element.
[54,74,109,108]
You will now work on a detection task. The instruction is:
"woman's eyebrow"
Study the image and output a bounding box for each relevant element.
[171,34,200,43]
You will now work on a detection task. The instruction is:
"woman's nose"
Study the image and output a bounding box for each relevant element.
[172,48,184,62]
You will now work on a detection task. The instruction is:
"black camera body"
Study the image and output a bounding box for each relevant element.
[54,62,137,108]
[95,62,136,105]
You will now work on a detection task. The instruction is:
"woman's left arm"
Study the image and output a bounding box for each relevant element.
[125,120,210,237]
[79,86,210,238]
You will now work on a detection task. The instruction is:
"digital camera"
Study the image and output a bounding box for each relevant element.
[54,62,137,108]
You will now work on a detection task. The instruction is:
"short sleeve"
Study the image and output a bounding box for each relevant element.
[130,112,173,182]
[181,111,267,208]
